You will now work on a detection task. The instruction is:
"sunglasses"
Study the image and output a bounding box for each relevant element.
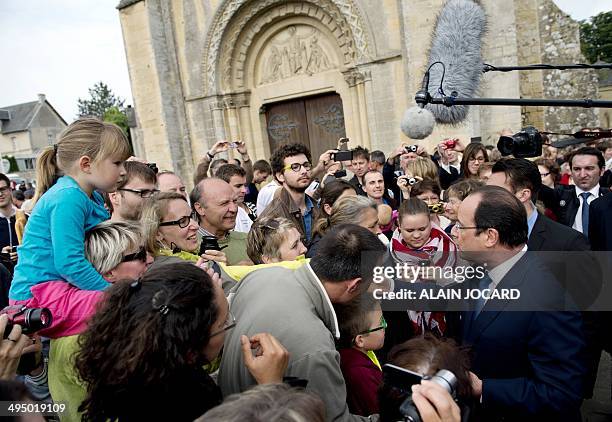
[122,246,148,263]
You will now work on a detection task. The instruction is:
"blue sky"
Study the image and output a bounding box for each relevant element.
[0,0,609,122]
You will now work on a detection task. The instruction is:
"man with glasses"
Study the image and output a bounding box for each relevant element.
[452,186,586,421]
[108,162,158,222]
[260,143,319,244]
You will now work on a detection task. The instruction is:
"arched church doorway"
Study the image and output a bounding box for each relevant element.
[264,92,346,160]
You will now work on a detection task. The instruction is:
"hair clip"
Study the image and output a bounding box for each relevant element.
[158,305,170,315]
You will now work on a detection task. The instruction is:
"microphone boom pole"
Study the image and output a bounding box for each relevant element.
[425,96,612,108]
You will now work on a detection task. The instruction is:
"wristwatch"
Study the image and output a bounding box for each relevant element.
[206,151,215,160]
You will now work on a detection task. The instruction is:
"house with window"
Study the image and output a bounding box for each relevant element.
[0,94,67,178]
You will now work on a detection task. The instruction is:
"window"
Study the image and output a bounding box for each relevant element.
[24,158,35,170]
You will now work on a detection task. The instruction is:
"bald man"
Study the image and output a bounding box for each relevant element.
[190,178,251,265]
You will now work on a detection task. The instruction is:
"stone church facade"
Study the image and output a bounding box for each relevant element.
[117,0,600,185]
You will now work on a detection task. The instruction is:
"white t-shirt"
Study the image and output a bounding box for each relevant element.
[257,180,281,216]
[234,206,253,233]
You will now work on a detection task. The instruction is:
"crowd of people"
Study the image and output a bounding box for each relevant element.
[0,116,611,422]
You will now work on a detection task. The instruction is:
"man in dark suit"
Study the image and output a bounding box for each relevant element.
[487,159,603,400]
[589,194,612,251]
[454,186,586,421]
[540,147,610,235]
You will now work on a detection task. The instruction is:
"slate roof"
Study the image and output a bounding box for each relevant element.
[0,101,40,134]
[0,99,67,135]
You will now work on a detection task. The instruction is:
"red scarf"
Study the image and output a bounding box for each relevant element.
[389,223,458,336]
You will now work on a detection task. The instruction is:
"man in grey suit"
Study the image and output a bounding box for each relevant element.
[219,224,386,421]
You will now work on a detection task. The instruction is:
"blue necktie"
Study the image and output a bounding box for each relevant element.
[473,273,492,320]
[580,192,591,235]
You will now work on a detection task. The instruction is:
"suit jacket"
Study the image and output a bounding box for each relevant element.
[438,164,460,190]
[527,212,589,252]
[539,185,610,228]
[461,252,586,421]
[589,194,612,251]
[348,175,367,196]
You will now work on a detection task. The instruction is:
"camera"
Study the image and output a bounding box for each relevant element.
[428,203,445,214]
[0,305,52,337]
[405,145,419,153]
[443,139,457,149]
[399,176,418,186]
[199,235,227,255]
[146,162,159,174]
[497,126,543,158]
[399,369,458,422]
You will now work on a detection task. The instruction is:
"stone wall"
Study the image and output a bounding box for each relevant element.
[534,0,599,132]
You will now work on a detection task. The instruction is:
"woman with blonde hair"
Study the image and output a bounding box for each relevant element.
[307,195,380,257]
[246,217,307,264]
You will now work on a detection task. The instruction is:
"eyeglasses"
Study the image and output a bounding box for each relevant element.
[454,222,489,230]
[210,310,237,337]
[468,157,486,163]
[159,215,192,229]
[0,187,11,194]
[282,162,312,172]
[121,246,148,263]
[118,188,159,198]
[357,315,387,335]
[539,172,550,177]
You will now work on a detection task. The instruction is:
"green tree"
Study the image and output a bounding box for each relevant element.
[580,11,612,63]
[103,106,129,135]
[2,156,19,173]
[77,81,125,118]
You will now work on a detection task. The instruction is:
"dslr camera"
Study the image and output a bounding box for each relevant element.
[497,126,543,158]
[382,364,458,422]
[0,305,53,337]
[331,138,353,162]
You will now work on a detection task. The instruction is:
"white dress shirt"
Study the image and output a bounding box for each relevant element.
[234,206,253,233]
[484,245,528,305]
[572,184,600,233]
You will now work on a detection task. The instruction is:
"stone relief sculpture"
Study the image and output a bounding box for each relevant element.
[260,25,333,84]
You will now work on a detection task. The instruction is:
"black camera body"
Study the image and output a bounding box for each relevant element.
[405,145,419,153]
[497,126,543,158]
[199,235,228,256]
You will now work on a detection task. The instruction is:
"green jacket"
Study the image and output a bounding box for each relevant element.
[218,263,369,421]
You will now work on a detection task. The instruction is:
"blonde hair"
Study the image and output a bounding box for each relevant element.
[84,220,143,275]
[405,157,438,181]
[246,217,299,264]
[34,118,131,204]
[140,192,188,254]
[313,195,377,237]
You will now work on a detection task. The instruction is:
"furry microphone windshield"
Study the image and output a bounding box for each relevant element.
[426,0,486,124]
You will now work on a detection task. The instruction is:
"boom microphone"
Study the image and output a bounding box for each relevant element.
[427,0,486,124]
[401,0,486,139]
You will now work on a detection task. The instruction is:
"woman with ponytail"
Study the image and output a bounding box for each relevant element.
[9,119,131,324]
[75,262,288,422]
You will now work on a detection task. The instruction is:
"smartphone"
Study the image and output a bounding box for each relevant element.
[228,142,238,148]
[331,150,353,162]
[382,364,423,391]
[333,169,347,178]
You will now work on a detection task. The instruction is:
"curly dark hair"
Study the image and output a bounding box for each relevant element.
[270,143,312,178]
[75,262,219,421]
